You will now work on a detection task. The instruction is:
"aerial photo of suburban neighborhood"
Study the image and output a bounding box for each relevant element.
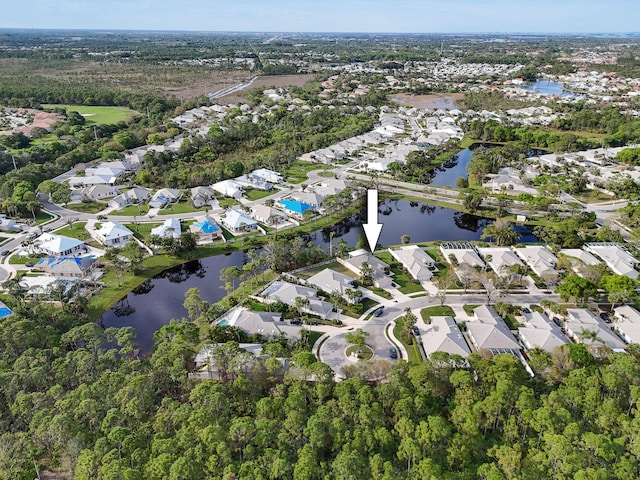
[1,1,640,478]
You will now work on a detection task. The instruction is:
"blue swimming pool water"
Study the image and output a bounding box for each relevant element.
[0,307,13,318]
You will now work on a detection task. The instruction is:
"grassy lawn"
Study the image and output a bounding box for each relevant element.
[117,204,150,216]
[53,222,91,241]
[285,161,331,184]
[30,133,58,145]
[377,251,424,294]
[9,255,41,265]
[345,344,373,361]
[244,188,275,201]
[35,211,54,225]
[340,297,378,319]
[318,171,337,178]
[572,190,616,204]
[368,286,393,299]
[392,318,422,363]
[66,201,107,214]
[42,104,138,124]
[158,201,207,215]
[420,306,455,324]
[463,304,480,316]
[218,197,240,209]
[307,330,324,349]
[123,222,162,241]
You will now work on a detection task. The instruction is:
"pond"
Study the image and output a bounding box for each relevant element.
[102,200,536,352]
[524,80,575,97]
[429,147,474,187]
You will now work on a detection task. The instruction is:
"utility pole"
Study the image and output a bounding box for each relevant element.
[11,155,17,170]
[93,126,98,141]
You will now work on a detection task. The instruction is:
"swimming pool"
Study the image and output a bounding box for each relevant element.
[0,307,13,318]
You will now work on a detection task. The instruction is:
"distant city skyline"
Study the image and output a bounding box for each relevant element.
[2,0,639,34]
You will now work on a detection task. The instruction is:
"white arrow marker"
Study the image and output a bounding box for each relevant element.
[363,189,382,252]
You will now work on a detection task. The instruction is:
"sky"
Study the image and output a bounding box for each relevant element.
[2,0,639,34]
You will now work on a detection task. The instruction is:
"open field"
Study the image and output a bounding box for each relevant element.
[42,104,138,124]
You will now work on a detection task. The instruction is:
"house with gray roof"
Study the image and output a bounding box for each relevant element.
[565,308,626,353]
[151,218,181,239]
[467,305,520,353]
[148,188,181,209]
[306,268,355,299]
[108,187,151,209]
[389,245,436,282]
[262,280,333,319]
[518,312,569,353]
[216,306,302,340]
[81,184,119,201]
[584,243,639,279]
[514,246,558,277]
[222,208,258,234]
[338,249,392,288]
[190,186,216,208]
[251,204,288,226]
[36,256,97,278]
[422,316,470,357]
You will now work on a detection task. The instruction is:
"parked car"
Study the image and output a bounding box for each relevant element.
[373,306,384,317]
[24,261,35,267]
[290,318,302,325]
[600,312,612,324]
[411,326,420,336]
[0,250,9,256]
[27,232,38,239]
[522,307,531,314]
[389,347,398,359]
[552,316,562,326]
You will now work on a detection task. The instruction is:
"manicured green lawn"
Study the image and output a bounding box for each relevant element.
[9,255,41,265]
[285,161,331,184]
[67,201,107,214]
[244,188,274,201]
[35,211,54,225]
[123,222,162,241]
[158,201,207,215]
[218,198,240,209]
[42,104,138,124]
[377,251,424,294]
[295,261,357,280]
[117,204,150,216]
[346,344,373,361]
[420,306,455,324]
[463,304,480,316]
[53,222,91,241]
[307,330,324,349]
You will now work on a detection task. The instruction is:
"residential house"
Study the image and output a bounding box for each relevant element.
[222,208,258,234]
[36,256,97,278]
[151,218,181,239]
[235,174,273,191]
[148,188,181,209]
[262,280,333,320]
[0,215,21,232]
[216,306,302,340]
[278,199,315,217]
[190,186,215,208]
[518,312,569,353]
[477,247,524,276]
[422,316,471,357]
[337,249,393,288]
[69,175,117,188]
[80,184,119,201]
[584,242,639,279]
[35,233,86,257]
[514,246,558,277]
[467,305,520,353]
[306,268,355,299]
[250,204,288,226]
[389,245,437,282]
[212,179,243,199]
[564,308,626,352]
[290,191,324,208]
[189,215,222,244]
[440,242,485,269]
[559,249,601,272]
[613,305,640,344]
[19,276,77,297]
[85,166,125,179]
[108,187,151,209]
[89,220,133,247]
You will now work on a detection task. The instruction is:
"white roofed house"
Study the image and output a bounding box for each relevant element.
[85,166,125,178]
[306,268,355,300]
[190,186,216,208]
[613,305,640,345]
[559,249,601,273]
[514,246,558,277]
[88,220,133,247]
[467,305,521,354]
[261,280,333,320]
[222,208,258,234]
[189,215,222,244]
[477,247,524,276]
[108,187,152,209]
[250,204,288,226]
[148,188,181,209]
[151,218,181,239]
[518,312,569,353]
[389,245,437,282]
[290,191,324,208]
[216,306,302,340]
[422,316,471,358]
[212,179,243,199]
[337,249,393,289]
[251,168,283,184]
[440,242,485,270]
[564,308,627,353]
[69,175,116,188]
[584,242,639,279]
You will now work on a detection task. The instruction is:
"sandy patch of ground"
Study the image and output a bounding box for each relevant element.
[391,93,464,109]
[164,72,313,103]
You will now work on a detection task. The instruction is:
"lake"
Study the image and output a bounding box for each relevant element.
[102,200,536,352]
[524,80,574,97]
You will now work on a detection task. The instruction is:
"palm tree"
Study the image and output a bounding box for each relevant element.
[401,234,411,245]
[359,262,374,286]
